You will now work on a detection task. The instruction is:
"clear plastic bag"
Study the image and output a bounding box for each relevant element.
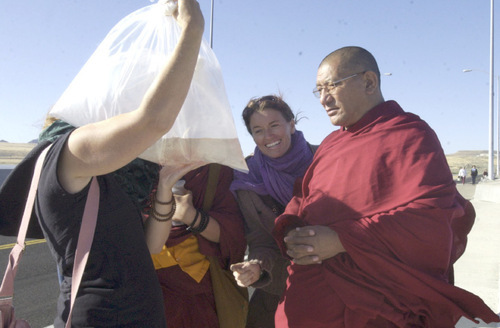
[49,2,248,172]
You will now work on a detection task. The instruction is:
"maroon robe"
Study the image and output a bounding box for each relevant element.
[273,101,499,327]
[156,164,246,328]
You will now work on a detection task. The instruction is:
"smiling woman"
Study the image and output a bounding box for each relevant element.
[229,94,317,328]
[241,96,296,158]
[248,109,295,159]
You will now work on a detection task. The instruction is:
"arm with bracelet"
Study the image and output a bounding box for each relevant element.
[144,162,203,253]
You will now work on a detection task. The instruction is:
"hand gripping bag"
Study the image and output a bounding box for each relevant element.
[49,2,248,172]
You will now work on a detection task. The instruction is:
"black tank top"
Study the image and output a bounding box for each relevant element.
[36,131,167,327]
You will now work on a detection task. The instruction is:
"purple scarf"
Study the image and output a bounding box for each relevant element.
[231,130,313,206]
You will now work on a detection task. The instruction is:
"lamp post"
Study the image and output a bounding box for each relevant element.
[209,0,214,49]
[490,0,495,180]
[462,0,495,180]
[463,69,499,179]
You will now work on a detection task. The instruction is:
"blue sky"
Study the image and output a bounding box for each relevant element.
[0,0,498,156]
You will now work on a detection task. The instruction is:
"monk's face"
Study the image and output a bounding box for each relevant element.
[249,108,296,159]
[316,58,368,128]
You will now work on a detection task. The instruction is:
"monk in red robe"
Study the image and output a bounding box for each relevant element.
[272,46,500,327]
[145,164,247,328]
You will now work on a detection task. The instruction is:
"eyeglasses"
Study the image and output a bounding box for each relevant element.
[312,72,365,98]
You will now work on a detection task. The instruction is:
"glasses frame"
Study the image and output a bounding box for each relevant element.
[313,71,365,98]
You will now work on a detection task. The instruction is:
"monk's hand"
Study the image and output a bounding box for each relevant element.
[230,260,262,287]
[284,225,344,265]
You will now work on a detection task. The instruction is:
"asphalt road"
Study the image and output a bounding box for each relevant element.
[0,236,60,327]
[1,167,59,327]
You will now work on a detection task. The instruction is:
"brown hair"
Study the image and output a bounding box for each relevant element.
[242,95,296,134]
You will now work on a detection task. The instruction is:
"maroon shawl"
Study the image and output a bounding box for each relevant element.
[273,101,499,327]
[157,164,246,328]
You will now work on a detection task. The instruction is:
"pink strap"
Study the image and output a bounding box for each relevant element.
[65,177,99,328]
[0,143,100,328]
[0,144,52,298]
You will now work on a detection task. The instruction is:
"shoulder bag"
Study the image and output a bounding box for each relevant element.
[203,164,249,328]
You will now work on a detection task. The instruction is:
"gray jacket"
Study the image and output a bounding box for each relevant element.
[236,189,289,296]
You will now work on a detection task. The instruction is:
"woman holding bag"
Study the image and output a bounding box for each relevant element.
[35,1,204,327]
[230,95,316,328]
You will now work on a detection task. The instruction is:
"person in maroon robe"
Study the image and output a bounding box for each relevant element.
[272,46,500,327]
[145,163,247,328]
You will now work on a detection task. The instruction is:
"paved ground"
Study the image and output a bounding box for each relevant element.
[455,180,477,200]
[454,180,500,327]
[15,176,495,328]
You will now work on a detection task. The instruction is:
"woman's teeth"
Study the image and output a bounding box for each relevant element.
[266,140,280,148]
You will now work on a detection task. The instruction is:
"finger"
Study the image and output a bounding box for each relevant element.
[286,244,314,259]
[172,162,206,180]
[240,273,258,287]
[290,227,316,238]
[290,244,314,254]
[232,273,248,288]
[174,163,197,177]
[172,0,179,20]
[291,255,322,266]
[230,263,245,273]
[236,280,247,288]
[284,235,316,248]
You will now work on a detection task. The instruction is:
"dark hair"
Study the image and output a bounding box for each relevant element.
[242,95,295,134]
[320,46,381,84]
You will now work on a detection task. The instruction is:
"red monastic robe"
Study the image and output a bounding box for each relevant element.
[273,101,499,327]
[156,165,246,328]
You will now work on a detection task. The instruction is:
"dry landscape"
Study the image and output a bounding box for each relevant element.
[0,142,36,165]
[0,142,497,177]
[446,150,495,178]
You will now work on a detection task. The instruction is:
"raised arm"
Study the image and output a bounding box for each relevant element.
[58,0,205,193]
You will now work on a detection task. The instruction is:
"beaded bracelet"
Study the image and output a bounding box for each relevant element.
[155,194,175,206]
[151,198,176,222]
[188,210,209,234]
[187,210,200,231]
[151,211,172,222]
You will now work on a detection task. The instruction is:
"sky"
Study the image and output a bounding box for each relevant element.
[0,0,499,157]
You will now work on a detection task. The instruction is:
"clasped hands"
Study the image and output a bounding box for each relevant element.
[284,225,345,265]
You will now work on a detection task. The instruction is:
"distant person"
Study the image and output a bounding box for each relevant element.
[230,95,316,328]
[272,46,499,327]
[34,1,205,326]
[471,165,478,184]
[458,166,467,185]
[146,163,247,328]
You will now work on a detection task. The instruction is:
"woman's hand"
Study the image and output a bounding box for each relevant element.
[230,260,262,287]
[157,162,202,192]
[156,162,203,225]
[174,0,204,35]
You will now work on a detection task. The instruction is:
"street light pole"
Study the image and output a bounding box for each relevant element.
[497,74,500,177]
[209,0,214,49]
[488,0,495,180]
[463,69,499,179]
